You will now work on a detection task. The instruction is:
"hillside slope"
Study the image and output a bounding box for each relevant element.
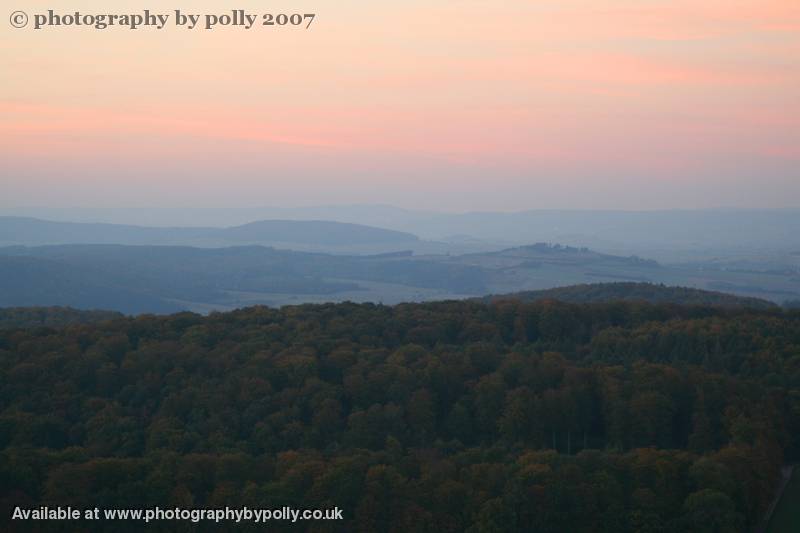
[482,282,777,309]
[0,245,490,312]
[0,217,418,247]
[0,256,182,314]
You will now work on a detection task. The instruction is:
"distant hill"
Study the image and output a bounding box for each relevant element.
[488,243,660,268]
[0,217,418,247]
[0,306,122,329]
[4,206,799,251]
[0,255,183,314]
[219,219,418,245]
[1,241,792,314]
[0,244,489,313]
[482,282,778,309]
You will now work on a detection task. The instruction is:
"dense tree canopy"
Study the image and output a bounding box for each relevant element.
[1,300,799,531]
[482,282,777,309]
[0,307,122,330]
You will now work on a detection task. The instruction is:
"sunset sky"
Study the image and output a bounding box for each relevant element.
[1,0,799,211]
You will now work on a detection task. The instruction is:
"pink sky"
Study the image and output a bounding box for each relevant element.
[1,0,798,210]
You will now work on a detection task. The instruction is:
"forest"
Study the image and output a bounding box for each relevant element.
[1,298,799,531]
[0,307,122,330]
[482,282,778,309]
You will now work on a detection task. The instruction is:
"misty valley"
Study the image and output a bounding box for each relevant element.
[1,214,799,314]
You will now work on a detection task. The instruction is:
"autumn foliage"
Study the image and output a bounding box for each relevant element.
[1,300,798,531]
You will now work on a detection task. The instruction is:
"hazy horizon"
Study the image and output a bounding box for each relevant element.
[3,203,800,215]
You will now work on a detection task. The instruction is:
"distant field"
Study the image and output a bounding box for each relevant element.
[1,241,796,313]
[767,467,800,533]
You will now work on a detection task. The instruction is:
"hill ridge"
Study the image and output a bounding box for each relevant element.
[481,282,777,309]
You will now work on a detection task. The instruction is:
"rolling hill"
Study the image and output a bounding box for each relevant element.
[0,255,183,314]
[481,282,778,309]
[5,206,799,254]
[0,244,490,312]
[0,241,796,313]
[0,217,419,248]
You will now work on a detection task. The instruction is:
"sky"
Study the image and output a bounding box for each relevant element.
[1,0,799,212]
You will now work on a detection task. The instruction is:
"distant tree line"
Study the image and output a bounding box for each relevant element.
[483,282,777,309]
[0,307,122,330]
